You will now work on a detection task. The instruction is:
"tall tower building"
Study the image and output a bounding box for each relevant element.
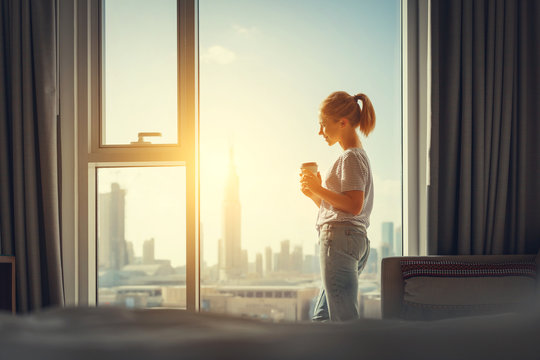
[143,238,155,264]
[219,147,243,280]
[394,225,402,256]
[241,249,249,275]
[291,245,303,273]
[278,239,291,272]
[365,247,379,275]
[255,253,263,277]
[381,222,394,258]
[126,241,135,265]
[265,246,273,275]
[98,182,127,270]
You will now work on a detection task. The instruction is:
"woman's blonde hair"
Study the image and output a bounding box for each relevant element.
[319,91,376,137]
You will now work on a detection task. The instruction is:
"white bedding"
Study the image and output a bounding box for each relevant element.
[0,305,538,359]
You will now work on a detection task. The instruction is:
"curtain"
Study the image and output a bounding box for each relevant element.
[0,0,64,311]
[429,0,540,255]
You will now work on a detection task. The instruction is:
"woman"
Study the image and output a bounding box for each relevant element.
[300,91,375,322]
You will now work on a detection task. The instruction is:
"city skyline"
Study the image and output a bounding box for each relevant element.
[97,174,400,274]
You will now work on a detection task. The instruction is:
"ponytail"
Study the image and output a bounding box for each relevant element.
[320,91,376,137]
[353,93,376,137]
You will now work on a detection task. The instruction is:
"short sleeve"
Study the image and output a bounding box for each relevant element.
[340,151,368,192]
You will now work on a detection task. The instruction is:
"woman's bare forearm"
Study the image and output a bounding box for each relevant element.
[311,196,321,208]
[313,187,363,215]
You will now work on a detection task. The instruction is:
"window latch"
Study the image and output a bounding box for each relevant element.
[130,132,162,145]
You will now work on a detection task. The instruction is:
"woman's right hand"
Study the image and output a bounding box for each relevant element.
[299,171,321,199]
[300,171,322,208]
[301,183,314,198]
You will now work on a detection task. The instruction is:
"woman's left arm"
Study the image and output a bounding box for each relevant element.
[314,187,364,216]
[301,171,364,215]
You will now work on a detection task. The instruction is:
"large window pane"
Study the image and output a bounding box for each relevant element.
[102,0,178,145]
[200,0,402,321]
[97,166,186,308]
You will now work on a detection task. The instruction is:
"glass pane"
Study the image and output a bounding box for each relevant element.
[200,0,402,321]
[97,166,186,309]
[102,0,178,145]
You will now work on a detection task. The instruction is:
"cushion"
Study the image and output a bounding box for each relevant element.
[400,260,537,320]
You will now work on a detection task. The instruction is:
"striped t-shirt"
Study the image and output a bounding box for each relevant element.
[316,147,373,231]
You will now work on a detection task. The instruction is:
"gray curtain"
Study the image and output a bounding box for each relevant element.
[429,0,540,255]
[0,0,64,311]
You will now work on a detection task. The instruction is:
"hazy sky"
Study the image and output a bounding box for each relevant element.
[99,0,402,267]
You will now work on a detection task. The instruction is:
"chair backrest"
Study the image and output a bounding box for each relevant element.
[381,255,538,320]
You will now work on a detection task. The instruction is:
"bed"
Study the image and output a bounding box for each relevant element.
[0,304,538,360]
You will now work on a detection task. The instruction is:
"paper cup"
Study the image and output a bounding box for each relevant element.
[301,162,318,175]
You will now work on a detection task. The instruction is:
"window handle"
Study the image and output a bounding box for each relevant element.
[130,132,162,144]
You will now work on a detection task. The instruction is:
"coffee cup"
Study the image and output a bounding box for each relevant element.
[301,162,318,175]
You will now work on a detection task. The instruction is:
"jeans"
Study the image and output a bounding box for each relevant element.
[312,222,370,322]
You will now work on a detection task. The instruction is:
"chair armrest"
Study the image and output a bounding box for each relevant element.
[381,255,536,320]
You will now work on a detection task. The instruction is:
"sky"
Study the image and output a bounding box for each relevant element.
[99,0,402,267]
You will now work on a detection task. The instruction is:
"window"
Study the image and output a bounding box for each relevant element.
[92,0,197,309]
[199,0,402,321]
[61,0,419,313]
[75,0,198,308]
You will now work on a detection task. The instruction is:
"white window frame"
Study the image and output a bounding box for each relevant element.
[402,0,431,256]
[58,0,199,310]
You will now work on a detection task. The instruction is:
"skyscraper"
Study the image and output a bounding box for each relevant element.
[394,225,402,256]
[126,241,135,265]
[241,249,249,275]
[265,246,273,275]
[255,253,263,277]
[98,182,127,270]
[143,238,155,264]
[364,247,379,275]
[278,239,291,272]
[291,245,303,273]
[381,222,394,258]
[219,147,243,280]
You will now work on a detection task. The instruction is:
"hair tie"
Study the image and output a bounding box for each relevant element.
[353,94,362,102]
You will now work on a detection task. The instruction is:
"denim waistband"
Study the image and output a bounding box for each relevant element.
[320,222,367,234]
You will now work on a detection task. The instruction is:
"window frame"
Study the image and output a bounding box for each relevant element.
[59,0,429,309]
[89,0,196,163]
[59,0,199,310]
[402,0,430,256]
